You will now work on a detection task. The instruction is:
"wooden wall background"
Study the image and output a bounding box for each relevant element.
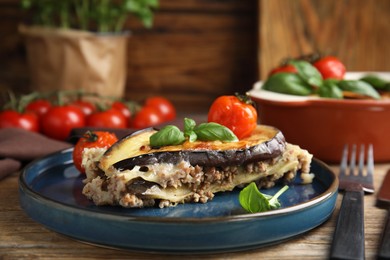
[0,0,389,112]
[259,0,390,79]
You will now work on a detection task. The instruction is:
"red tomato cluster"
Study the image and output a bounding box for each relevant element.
[0,110,40,133]
[0,93,176,141]
[269,55,346,80]
[130,96,176,129]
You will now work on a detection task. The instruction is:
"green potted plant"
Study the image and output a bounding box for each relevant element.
[19,0,159,98]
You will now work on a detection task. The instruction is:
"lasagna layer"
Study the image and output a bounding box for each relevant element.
[82,143,313,208]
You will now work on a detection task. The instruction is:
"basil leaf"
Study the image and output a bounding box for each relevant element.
[263,73,313,96]
[239,182,288,213]
[338,79,381,99]
[360,75,390,91]
[184,118,197,142]
[318,79,343,99]
[289,60,323,87]
[194,122,238,142]
[149,125,185,147]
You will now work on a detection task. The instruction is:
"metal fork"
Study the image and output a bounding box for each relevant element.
[330,144,374,260]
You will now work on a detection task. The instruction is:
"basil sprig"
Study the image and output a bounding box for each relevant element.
[239,182,289,213]
[149,118,238,147]
[149,125,185,147]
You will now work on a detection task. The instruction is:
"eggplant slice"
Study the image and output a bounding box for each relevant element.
[82,125,313,208]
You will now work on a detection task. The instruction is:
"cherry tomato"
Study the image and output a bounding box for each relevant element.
[42,105,85,141]
[25,99,52,117]
[111,101,131,120]
[208,95,257,139]
[86,108,127,128]
[131,106,164,129]
[312,56,346,80]
[0,110,40,132]
[69,100,96,116]
[72,131,118,174]
[269,64,297,77]
[145,96,176,121]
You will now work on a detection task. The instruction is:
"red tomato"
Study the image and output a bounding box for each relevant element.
[208,95,257,139]
[41,106,85,140]
[69,100,96,116]
[0,110,40,132]
[86,108,127,128]
[312,56,346,80]
[269,64,297,77]
[72,131,118,174]
[131,106,164,129]
[145,96,176,121]
[111,101,131,120]
[25,99,52,117]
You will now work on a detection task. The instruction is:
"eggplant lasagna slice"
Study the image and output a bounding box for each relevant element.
[82,125,313,208]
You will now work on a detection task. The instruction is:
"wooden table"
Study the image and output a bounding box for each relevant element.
[0,162,388,259]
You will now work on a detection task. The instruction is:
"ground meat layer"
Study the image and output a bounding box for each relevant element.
[82,143,313,208]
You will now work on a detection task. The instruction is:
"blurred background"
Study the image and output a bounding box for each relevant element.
[0,0,389,113]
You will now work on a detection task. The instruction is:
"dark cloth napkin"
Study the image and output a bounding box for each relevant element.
[0,128,72,180]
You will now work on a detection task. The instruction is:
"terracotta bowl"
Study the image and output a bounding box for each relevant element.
[248,72,390,163]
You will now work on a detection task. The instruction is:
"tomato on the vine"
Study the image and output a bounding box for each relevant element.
[269,64,297,77]
[41,105,85,141]
[312,56,346,80]
[72,131,118,174]
[145,96,176,121]
[0,110,40,132]
[111,101,131,121]
[69,100,96,116]
[86,108,127,128]
[208,94,258,139]
[130,106,165,129]
[25,99,52,117]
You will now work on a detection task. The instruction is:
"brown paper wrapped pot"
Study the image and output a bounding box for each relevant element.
[19,25,129,98]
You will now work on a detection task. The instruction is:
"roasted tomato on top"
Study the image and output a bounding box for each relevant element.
[208,94,258,139]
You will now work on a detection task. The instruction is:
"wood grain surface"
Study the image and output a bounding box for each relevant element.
[0,163,388,259]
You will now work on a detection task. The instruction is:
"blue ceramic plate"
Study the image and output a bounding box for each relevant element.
[19,148,338,254]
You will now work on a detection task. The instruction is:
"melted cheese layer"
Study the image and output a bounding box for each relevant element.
[82,143,313,208]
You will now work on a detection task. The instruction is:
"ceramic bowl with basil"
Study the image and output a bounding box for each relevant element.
[248,71,390,163]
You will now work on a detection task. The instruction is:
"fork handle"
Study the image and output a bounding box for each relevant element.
[330,189,365,260]
[378,208,390,259]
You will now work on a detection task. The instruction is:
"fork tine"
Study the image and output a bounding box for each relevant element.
[340,144,348,177]
[358,144,365,177]
[338,144,375,193]
[364,144,375,193]
[349,144,357,176]
[367,144,374,174]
